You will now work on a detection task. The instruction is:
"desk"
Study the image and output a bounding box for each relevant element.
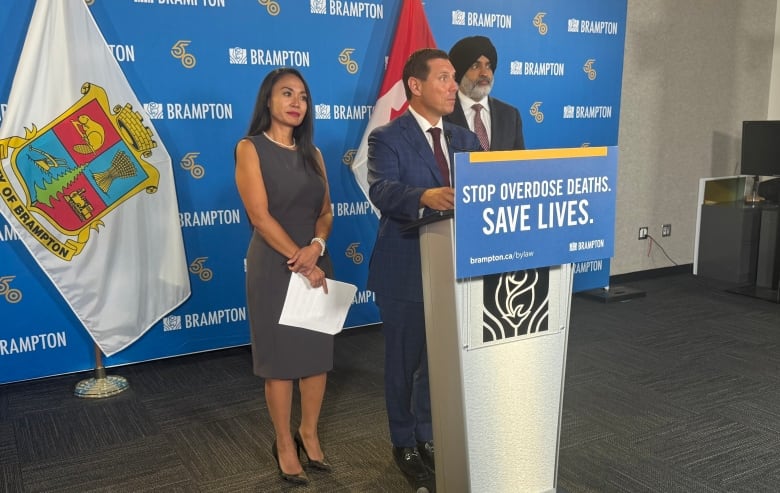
[697,200,780,303]
[697,201,761,284]
[756,205,779,289]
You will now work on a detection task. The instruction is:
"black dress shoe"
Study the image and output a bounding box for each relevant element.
[417,440,435,471]
[294,431,332,472]
[271,440,309,485]
[392,446,431,481]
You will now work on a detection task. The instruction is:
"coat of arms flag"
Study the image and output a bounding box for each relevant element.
[0,0,190,356]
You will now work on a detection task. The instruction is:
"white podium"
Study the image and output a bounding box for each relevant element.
[419,216,573,493]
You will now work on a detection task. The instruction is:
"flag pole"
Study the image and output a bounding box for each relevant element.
[74,343,129,398]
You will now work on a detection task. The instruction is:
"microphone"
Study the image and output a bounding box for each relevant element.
[445,130,481,152]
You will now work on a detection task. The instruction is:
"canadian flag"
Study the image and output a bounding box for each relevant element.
[350,0,436,213]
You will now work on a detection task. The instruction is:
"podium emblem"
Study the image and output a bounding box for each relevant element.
[482,268,549,342]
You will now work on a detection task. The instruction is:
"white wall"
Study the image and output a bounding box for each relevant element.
[768,0,780,117]
[612,0,777,275]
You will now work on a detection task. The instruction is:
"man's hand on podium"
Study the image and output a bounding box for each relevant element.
[420,187,454,211]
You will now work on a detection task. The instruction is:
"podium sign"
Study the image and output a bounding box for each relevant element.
[421,148,619,491]
[454,147,618,278]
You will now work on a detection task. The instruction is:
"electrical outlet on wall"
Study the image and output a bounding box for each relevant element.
[638,227,648,240]
[662,224,671,237]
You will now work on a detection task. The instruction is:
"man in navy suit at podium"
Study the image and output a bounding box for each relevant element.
[444,35,525,151]
[367,48,480,484]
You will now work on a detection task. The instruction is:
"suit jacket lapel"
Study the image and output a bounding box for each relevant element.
[399,111,445,186]
[487,97,497,147]
[449,100,468,129]
[442,121,471,182]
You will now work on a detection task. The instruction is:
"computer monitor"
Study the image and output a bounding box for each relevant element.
[740,120,780,177]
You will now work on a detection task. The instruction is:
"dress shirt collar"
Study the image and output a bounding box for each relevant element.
[408,105,444,134]
[458,91,491,120]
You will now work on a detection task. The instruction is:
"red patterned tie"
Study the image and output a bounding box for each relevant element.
[427,127,451,187]
[472,103,490,151]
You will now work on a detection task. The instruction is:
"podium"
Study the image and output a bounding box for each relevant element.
[418,214,573,492]
[407,147,616,492]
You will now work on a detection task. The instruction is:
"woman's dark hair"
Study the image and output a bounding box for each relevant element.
[246,67,322,177]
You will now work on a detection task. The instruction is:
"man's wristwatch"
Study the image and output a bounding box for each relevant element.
[310,237,326,256]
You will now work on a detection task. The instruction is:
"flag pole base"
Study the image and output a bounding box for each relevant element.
[74,375,129,399]
[74,343,129,398]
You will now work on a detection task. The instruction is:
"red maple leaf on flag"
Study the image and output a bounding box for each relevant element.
[350,0,437,210]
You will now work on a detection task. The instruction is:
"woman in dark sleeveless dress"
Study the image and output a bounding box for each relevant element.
[234,68,333,486]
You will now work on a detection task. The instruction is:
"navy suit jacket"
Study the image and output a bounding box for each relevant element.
[367,110,481,303]
[444,96,525,151]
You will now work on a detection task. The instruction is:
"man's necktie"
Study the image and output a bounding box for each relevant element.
[472,103,490,151]
[427,127,451,187]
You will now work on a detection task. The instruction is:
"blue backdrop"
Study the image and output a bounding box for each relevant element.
[0,0,626,384]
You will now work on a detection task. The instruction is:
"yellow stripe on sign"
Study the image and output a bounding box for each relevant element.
[468,146,609,163]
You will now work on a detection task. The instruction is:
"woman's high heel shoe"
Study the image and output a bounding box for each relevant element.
[271,440,309,485]
[294,431,333,472]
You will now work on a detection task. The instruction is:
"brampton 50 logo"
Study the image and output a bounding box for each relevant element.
[180,152,205,179]
[342,149,357,166]
[189,257,213,281]
[533,13,548,35]
[345,242,364,264]
[339,48,359,74]
[171,40,196,68]
[0,275,22,303]
[583,59,597,80]
[530,102,544,123]
[259,0,280,15]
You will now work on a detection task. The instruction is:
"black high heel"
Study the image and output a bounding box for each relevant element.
[294,431,332,472]
[271,440,309,485]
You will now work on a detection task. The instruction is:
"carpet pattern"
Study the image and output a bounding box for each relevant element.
[1,273,779,492]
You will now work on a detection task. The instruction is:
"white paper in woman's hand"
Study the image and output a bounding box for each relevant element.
[278,273,357,334]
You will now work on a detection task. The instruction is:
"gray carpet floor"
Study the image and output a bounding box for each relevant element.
[1,272,779,492]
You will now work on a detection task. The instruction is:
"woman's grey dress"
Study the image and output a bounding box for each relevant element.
[245,134,334,379]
